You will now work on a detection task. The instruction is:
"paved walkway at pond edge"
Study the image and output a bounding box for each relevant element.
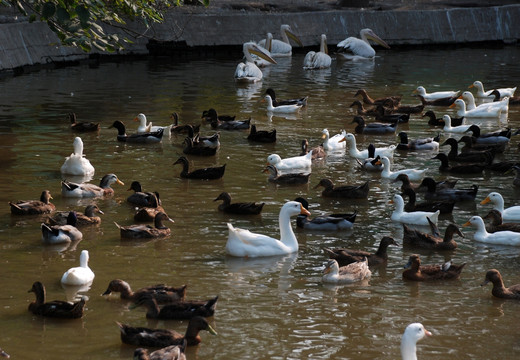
[0,1,519,73]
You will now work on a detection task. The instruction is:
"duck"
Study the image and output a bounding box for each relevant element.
[354,89,401,107]
[47,204,104,227]
[402,254,465,281]
[126,181,156,207]
[61,250,95,286]
[61,173,124,198]
[263,165,310,185]
[394,173,457,194]
[449,98,503,118]
[321,129,347,151]
[235,42,276,82]
[422,110,464,127]
[402,217,463,250]
[134,113,172,138]
[383,99,424,114]
[419,177,478,202]
[469,80,516,99]
[133,342,186,360]
[264,88,307,107]
[173,156,225,180]
[323,236,398,267]
[351,116,397,135]
[401,187,455,214]
[441,114,471,133]
[170,112,200,135]
[482,209,520,233]
[210,118,250,130]
[9,190,55,215]
[458,135,506,154]
[322,258,371,284]
[396,132,439,151]
[413,85,460,102]
[133,193,166,222]
[460,90,509,112]
[257,24,302,57]
[480,269,520,300]
[0,348,9,359]
[68,112,99,132]
[102,279,186,304]
[465,124,511,145]
[294,197,357,231]
[356,153,384,172]
[267,151,312,171]
[491,89,520,105]
[201,108,235,123]
[480,192,520,221]
[214,192,264,215]
[60,137,95,176]
[182,136,218,156]
[41,211,83,244]
[340,133,396,159]
[186,126,220,149]
[349,100,380,117]
[264,94,302,114]
[133,295,218,320]
[28,281,86,318]
[303,34,331,69]
[417,93,459,106]
[110,120,164,143]
[432,153,485,174]
[373,104,410,123]
[390,194,440,226]
[116,212,174,239]
[441,138,494,163]
[247,124,276,143]
[463,215,520,246]
[314,178,369,199]
[507,164,520,187]
[376,156,427,181]
[337,28,390,59]
[400,323,432,360]
[300,139,326,160]
[225,200,310,257]
[117,316,217,347]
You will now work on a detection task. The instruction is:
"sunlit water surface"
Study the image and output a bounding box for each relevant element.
[0,46,520,359]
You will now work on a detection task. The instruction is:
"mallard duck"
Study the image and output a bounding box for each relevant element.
[432,153,485,174]
[480,192,520,221]
[117,316,217,347]
[264,88,307,107]
[300,139,326,160]
[354,89,400,107]
[403,218,463,251]
[482,210,520,233]
[481,269,520,300]
[210,117,250,130]
[458,135,506,154]
[235,42,276,82]
[109,120,164,143]
[321,129,347,151]
[41,211,83,244]
[441,138,494,163]
[267,151,312,171]
[403,254,465,281]
[28,281,86,318]
[349,100,380,117]
[397,132,439,151]
[351,116,397,135]
[170,112,200,135]
[337,29,390,59]
[68,112,99,132]
[133,193,166,222]
[263,165,310,185]
[401,323,432,360]
[422,110,464,127]
[466,124,510,145]
[126,181,156,207]
[413,86,460,101]
[60,137,95,176]
[394,173,457,194]
[469,80,516,99]
[133,295,218,320]
[463,215,520,246]
[322,258,371,284]
[214,192,264,215]
[173,156,225,180]
[134,342,186,360]
[373,104,410,123]
[47,204,103,227]
[340,133,396,159]
[314,178,369,199]
[247,124,276,143]
[264,94,302,113]
[226,200,310,257]
[61,250,95,286]
[182,136,218,156]
[61,173,124,198]
[102,279,186,304]
[303,34,332,69]
[419,177,478,202]
[134,113,172,138]
[356,153,383,172]
[449,98,503,118]
[257,24,302,57]
[201,108,235,123]
[391,194,440,225]
[294,197,356,231]
[402,187,455,214]
[376,156,427,181]
[9,190,55,215]
[461,91,509,112]
[383,99,424,114]
[186,126,220,149]
[116,212,174,239]
[323,236,397,267]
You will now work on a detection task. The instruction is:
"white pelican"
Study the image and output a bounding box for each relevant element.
[254,33,273,68]
[303,34,332,70]
[235,42,277,83]
[449,98,502,118]
[257,24,302,57]
[460,91,509,112]
[413,86,460,101]
[337,28,390,59]
[469,80,517,99]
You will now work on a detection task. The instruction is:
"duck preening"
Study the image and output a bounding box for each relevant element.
[28,281,86,318]
[403,217,463,251]
[102,279,186,304]
[9,190,55,215]
[41,211,83,244]
[482,209,520,233]
[300,139,326,160]
[397,131,439,151]
[403,254,465,281]
[324,236,398,267]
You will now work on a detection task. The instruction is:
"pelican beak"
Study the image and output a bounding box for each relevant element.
[462,221,471,227]
[286,30,303,47]
[366,30,390,49]
[300,204,311,216]
[250,45,277,65]
[116,179,125,186]
[480,197,491,205]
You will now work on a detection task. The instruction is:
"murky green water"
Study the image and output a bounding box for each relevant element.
[0,46,520,359]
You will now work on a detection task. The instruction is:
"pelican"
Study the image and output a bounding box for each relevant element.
[254,33,274,68]
[303,34,332,70]
[235,42,277,83]
[469,80,517,99]
[337,28,390,59]
[257,24,302,57]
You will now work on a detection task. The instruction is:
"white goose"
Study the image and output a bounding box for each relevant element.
[60,137,95,176]
[264,94,302,114]
[376,156,427,181]
[267,151,313,171]
[480,192,520,221]
[303,34,332,70]
[463,216,520,246]
[469,80,516,99]
[235,42,277,83]
[460,91,509,112]
[401,323,432,360]
[449,99,502,118]
[321,129,346,151]
[337,28,390,59]
[61,250,95,286]
[391,194,440,225]
[322,258,371,284]
[340,133,395,159]
[442,115,471,133]
[226,201,310,257]
[134,113,172,138]
[413,86,460,101]
[257,24,302,57]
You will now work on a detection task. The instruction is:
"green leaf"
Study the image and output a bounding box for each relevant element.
[41,2,56,19]
[56,6,70,24]
[76,5,90,24]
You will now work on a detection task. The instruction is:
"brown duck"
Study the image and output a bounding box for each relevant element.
[481,269,520,300]
[28,281,85,318]
[214,192,264,215]
[134,341,186,360]
[300,139,326,160]
[134,193,166,222]
[323,236,398,267]
[68,112,100,132]
[403,254,465,281]
[264,165,310,185]
[116,212,174,239]
[102,279,186,304]
[9,190,55,215]
[314,178,369,199]
[483,209,520,233]
[402,217,463,251]
[47,204,103,227]
[133,295,218,320]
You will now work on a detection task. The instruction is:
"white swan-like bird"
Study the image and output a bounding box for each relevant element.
[235,42,277,83]
[257,24,302,57]
[337,28,390,59]
[303,34,332,70]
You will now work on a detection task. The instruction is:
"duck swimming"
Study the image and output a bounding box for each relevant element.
[481,269,520,300]
[173,156,226,180]
[483,209,520,233]
[61,250,95,286]
[402,218,463,251]
[28,281,86,318]
[322,258,371,284]
[133,295,218,320]
[110,120,164,143]
[340,133,396,159]
[300,139,326,160]
[469,80,516,99]
[294,197,356,231]
[402,254,465,281]
[41,211,83,244]
[413,86,460,102]
[419,177,478,202]
[401,323,432,360]
[9,190,55,215]
[267,151,312,171]
[133,192,166,222]
[351,116,397,135]
[264,88,307,107]
[449,98,503,118]
[126,181,156,207]
[390,194,440,226]
[463,215,520,246]
[102,279,186,304]
[422,110,464,127]
[401,187,455,214]
[441,138,494,164]
[247,124,276,143]
[134,113,173,138]
[68,112,100,132]
[314,178,369,199]
[321,128,347,151]
[263,165,310,185]
[60,137,95,176]
[116,212,174,239]
[61,173,124,198]
[214,192,264,215]
[376,156,427,181]
[432,153,485,174]
[480,192,520,221]
[396,132,439,151]
[47,204,103,227]
[133,342,186,360]
[324,236,398,267]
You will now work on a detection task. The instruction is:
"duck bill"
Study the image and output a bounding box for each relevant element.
[338,137,346,143]
[424,329,433,337]
[449,102,456,108]
[462,221,471,227]
[207,324,218,336]
[287,30,303,47]
[480,279,490,286]
[300,204,311,216]
[249,46,277,65]
[116,179,125,186]
[366,31,390,49]
[321,134,327,139]
[469,84,475,89]
[480,197,491,205]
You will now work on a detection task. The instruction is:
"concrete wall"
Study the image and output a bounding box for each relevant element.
[0,5,519,72]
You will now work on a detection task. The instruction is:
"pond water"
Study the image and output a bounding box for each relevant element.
[0,45,519,359]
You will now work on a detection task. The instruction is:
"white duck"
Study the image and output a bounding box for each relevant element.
[226,201,310,257]
[340,133,395,159]
[267,151,313,171]
[376,156,426,181]
[391,194,440,225]
[480,192,520,221]
[337,28,390,59]
[449,98,502,118]
[322,258,371,284]
[235,42,277,83]
[264,94,302,114]
[463,216,520,246]
[441,115,471,133]
[469,80,516,99]
[413,86,459,101]
[400,323,432,360]
[257,24,302,57]
[303,34,332,70]
[321,129,346,151]
[60,137,95,176]
[61,250,95,286]
[460,91,509,112]
[134,113,172,138]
